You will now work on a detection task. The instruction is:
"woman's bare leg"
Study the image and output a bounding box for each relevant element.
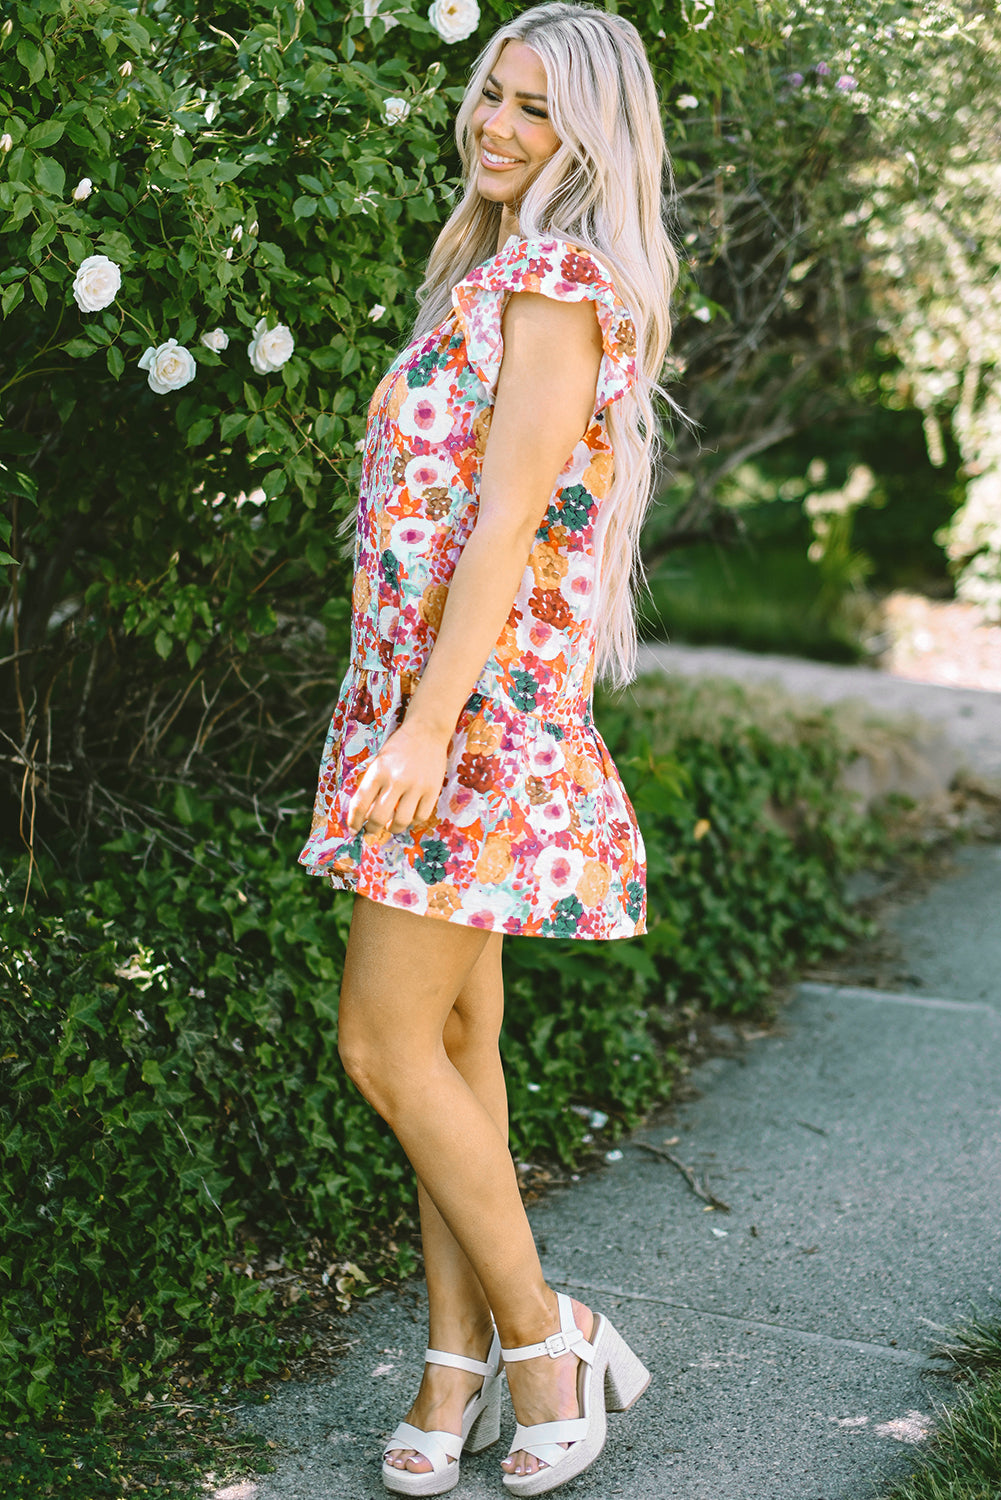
[386,933,507,1473]
[338,897,591,1478]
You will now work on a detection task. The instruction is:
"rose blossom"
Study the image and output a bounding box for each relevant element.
[787,72,804,88]
[200,328,230,352]
[71,254,121,313]
[1,132,14,154]
[72,177,93,202]
[815,61,831,76]
[836,73,858,91]
[248,317,294,374]
[676,94,699,109]
[383,96,410,125]
[138,338,197,394]
[428,0,480,44]
[369,303,387,321]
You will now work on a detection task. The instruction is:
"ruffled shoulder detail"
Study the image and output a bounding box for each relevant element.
[451,235,637,411]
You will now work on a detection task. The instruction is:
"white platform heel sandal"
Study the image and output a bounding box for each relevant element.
[381,1330,505,1495]
[500,1292,650,1496]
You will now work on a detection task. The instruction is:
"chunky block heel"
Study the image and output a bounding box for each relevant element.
[465,1371,503,1453]
[602,1321,651,1412]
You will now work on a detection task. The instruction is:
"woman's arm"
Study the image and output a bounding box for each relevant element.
[347,291,603,835]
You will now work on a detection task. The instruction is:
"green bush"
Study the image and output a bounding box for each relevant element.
[1,674,884,1424]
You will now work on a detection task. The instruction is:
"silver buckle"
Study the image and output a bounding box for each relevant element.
[544,1332,570,1358]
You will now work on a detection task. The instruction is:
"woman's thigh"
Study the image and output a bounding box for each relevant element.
[338,896,499,1064]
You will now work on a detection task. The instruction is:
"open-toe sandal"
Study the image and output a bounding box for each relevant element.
[500,1291,650,1496]
[381,1330,504,1495]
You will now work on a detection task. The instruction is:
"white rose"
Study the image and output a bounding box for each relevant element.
[138,338,197,394]
[383,96,410,125]
[72,177,93,202]
[72,254,122,313]
[428,0,479,44]
[1,132,14,154]
[118,60,133,77]
[200,328,230,352]
[230,223,243,243]
[368,303,387,321]
[677,94,699,109]
[248,317,294,374]
[364,0,399,31]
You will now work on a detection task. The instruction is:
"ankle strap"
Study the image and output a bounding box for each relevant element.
[425,1327,500,1378]
[500,1292,594,1364]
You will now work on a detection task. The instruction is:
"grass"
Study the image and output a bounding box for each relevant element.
[643,539,869,662]
[879,1314,1001,1499]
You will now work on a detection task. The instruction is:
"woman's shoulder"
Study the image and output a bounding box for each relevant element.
[456,234,621,310]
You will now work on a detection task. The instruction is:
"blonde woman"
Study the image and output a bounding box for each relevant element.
[299,4,678,1492]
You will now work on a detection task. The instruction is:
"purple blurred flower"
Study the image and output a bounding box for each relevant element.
[815,60,831,76]
[787,71,804,87]
[836,73,858,91]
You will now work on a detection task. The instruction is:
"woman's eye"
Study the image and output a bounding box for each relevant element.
[482,88,501,103]
[524,107,548,119]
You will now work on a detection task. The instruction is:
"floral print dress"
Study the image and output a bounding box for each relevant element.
[298,235,646,940]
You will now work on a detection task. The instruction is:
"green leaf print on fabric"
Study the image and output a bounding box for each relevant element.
[542,722,566,741]
[509,668,540,712]
[555,485,594,531]
[406,350,440,389]
[415,837,450,884]
[624,880,645,922]
[542,894,585,937]
[381,549,400,590]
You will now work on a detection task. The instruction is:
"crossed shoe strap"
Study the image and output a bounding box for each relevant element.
[508,1416,589,1469]
[383,1421,464,1470]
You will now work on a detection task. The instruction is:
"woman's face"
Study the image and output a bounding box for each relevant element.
[470,40,561,209]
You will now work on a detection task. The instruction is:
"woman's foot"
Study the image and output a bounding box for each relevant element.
[385,1324,497,1474]
[500,1297,594,1479]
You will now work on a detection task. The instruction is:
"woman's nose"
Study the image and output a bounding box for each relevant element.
[483,101,514,138]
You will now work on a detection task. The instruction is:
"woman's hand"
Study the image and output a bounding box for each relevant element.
[346,720,449,836]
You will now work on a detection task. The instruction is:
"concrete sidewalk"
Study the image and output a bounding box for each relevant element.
[229,653,1001,1500]
[231,842,1001,1500]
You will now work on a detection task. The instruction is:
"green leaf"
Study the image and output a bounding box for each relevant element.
[106,345,125,380]
[220,412,247,441]
[141,1059,166,1087]
[185,418,214,447]
[29,274,48,309]
[25,120,65,150]
[262,467,287,499]
[293,195,317,219]
[171,134,193,167]
[16,39,46,85]
[1,283,25,317]
[154,630,173,660]
[64,338,98,359]
[34,155,66,197]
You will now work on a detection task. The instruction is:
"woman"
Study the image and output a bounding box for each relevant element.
[299,4,678,1492]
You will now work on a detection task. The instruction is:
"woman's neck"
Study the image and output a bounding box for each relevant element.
[497,206,521,253]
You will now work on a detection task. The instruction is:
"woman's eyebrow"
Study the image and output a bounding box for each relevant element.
[486,70,548,102]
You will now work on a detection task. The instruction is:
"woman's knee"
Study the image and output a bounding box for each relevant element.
[442,996,502,1065]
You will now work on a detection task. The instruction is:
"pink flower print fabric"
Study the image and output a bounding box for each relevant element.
[298,236,647,940]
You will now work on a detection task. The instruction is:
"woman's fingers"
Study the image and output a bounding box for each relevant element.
[389,789,421,834]
[347,762,392,832]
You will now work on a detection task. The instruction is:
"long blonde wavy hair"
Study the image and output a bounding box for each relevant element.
[414,2,679,686]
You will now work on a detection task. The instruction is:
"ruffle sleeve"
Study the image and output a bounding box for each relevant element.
[451,235,638,412]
